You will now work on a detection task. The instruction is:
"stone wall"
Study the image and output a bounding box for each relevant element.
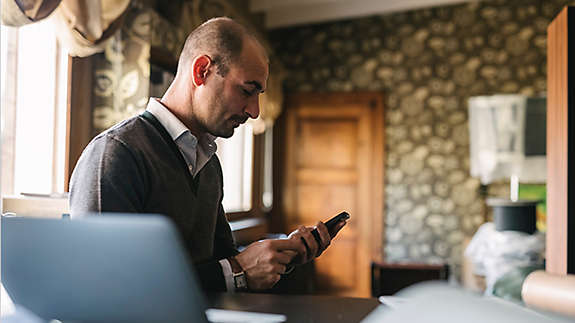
[270,0,573,271]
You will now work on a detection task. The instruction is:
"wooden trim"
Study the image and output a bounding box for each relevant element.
[568,6,575,276]
[546,6,575,275]
[65,56,94,192]
[370,94,385,263]
[269,111,288,233]
[252,132,265,216]
[282,95,298,228]
[546,4,568,275]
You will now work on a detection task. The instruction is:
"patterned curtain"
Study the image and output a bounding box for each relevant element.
[1,0,130,57]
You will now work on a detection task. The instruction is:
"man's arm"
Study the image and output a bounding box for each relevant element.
[213,203,238,259]
[69,134,148,216]
[234,239,303,290]
[197,203,239,292]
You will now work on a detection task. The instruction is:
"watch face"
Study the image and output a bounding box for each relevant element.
[234,272,248,290]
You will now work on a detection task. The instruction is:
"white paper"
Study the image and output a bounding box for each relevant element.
[1,283,16,317]
[206,308,286,323]
[378,296,410,309]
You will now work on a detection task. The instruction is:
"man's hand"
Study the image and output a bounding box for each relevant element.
[288,220,346,264]
[234,239,304,290]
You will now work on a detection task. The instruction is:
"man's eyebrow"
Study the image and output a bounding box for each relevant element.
[244,81,264,92]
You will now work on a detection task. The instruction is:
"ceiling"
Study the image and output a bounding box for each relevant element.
[249,0,478,29]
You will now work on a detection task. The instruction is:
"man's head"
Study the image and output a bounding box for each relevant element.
[165,17,269,138]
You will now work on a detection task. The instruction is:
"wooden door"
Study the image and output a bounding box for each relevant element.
[282,92,384,297]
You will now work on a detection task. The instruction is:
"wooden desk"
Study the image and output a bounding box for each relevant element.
[207,293,381,323]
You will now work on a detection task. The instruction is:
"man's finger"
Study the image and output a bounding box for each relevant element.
[270,238,305,252]
[275,250,295,265]
[316,222,331,250]
[282,250,297,258]
[310,228,323,248]
[300,231,318,262]
[299,236,311,261]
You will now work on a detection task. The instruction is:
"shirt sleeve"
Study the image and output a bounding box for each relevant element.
[219,259,236,292]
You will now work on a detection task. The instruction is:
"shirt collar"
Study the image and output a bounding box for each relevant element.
[145,98,218,156]
[146,98,189,141]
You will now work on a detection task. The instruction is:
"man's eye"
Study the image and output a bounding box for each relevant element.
[242,89,251,96]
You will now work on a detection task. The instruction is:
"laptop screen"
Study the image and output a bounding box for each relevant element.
[1,214,209,322]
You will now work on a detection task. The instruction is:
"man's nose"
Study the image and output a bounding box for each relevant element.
[245,96,260,119]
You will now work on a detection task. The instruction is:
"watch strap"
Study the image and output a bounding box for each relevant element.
[229,256,248,291]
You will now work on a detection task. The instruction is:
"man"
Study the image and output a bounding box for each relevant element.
[69,17,346,292]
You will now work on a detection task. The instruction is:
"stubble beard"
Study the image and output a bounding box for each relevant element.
[203,91,235,138]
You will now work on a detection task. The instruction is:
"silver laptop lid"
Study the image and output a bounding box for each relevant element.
[1,214,209,323]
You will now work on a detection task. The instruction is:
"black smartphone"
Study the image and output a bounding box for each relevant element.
[324,211,350,235]
[311,211,350,244]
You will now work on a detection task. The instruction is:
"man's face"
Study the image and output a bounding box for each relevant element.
[195,39,269,138]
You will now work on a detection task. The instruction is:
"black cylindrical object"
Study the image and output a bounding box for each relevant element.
[486,198,538,234]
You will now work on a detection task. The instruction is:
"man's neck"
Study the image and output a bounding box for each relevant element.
[159,96,205,140]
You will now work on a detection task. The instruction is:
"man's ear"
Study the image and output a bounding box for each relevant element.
[191,55,212,87]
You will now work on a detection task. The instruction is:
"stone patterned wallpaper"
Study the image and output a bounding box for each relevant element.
[270,0,573,271]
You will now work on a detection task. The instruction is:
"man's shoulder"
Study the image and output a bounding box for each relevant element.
[103,114,149,136]
[92,114,159,147]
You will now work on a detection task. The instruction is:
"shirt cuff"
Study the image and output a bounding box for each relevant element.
[219,259,235,292]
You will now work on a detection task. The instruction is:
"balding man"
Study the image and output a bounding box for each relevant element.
[69,17,345,292]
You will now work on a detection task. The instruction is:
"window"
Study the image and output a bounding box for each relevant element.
[262,124,273,210]
[216,124,254,213]
[216,123,274,218]
[1,21,69,196]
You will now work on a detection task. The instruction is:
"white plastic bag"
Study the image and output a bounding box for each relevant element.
[464,222,545,294]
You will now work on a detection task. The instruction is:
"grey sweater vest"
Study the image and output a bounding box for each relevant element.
[69,112,237,291]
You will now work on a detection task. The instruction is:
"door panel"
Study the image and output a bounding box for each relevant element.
[298,119,357,168]
[317,238,358,291]
[295,184,357,224]
[283,92,385,297]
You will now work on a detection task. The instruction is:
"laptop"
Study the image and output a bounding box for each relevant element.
[1,214,210,322]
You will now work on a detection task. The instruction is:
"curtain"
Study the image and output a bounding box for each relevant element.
[1,0,61,26]
[1,0,130,57]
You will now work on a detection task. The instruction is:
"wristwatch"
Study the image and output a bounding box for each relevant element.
[233,271,248,291]
[229,256,248,291]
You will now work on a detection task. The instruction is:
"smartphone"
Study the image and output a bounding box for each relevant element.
[324,211,350,235]
[311,211,350,243]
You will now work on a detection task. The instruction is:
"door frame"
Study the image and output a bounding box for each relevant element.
[280,91,385,268]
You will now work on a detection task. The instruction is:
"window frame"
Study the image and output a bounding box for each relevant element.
[65,56,94,191]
